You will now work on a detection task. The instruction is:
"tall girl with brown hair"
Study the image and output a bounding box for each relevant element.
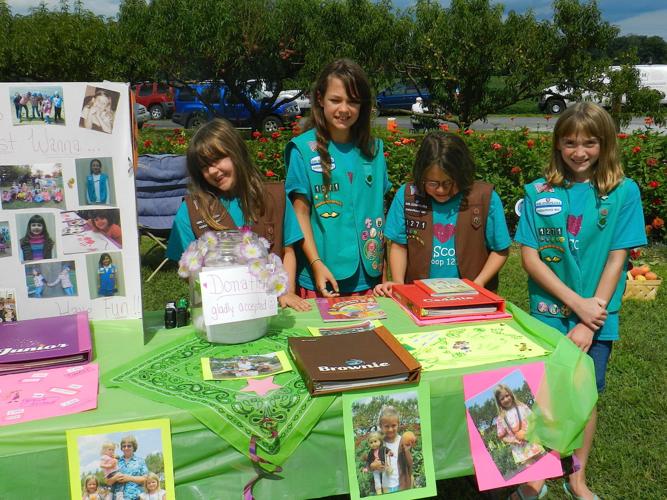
[285,59,390,297]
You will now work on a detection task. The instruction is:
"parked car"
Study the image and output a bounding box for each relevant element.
[247,80,311,112]
[133,103,151,129]
[171,82,300,131]
[539,65,667,114]
[376,82,431,114]
[132,82,175,120]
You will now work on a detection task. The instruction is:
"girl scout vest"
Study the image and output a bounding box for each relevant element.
[524,178,629,318]
[184,182,286,258]
[286,129,386,279]
[403,181,498,291]
[86,173,108,203]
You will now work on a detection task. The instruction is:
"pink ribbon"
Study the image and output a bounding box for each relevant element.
[242,418,283,500]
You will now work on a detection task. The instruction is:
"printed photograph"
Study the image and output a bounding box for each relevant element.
[60,209,122,255]
[348,389,428,498]
[75,157,116,206]
[85,252,125,298]
[0,163,65,210]
[465,369,547,481]
[8,85,65,126]
[0,221,11,258]
[201,351,291,380]
[15,212,58,262]
[66,418,175,500]
[312,320,380,336]
[79,85,121,134]
[0,288,18,322]
[24,261,78,298]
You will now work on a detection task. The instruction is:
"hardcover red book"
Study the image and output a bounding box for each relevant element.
[0,312,92,374]
[392,279,506,320]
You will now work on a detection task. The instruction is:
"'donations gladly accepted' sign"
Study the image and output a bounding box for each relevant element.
[199,267,278,326]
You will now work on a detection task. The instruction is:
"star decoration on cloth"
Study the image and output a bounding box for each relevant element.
[240,376,282,396]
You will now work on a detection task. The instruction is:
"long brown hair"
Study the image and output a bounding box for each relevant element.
[545,102,624,195]
[187,118,266,227]
[413,131,476,208]
[306,59,375,185]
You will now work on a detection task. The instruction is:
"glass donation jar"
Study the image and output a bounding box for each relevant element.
[189,230,273,344]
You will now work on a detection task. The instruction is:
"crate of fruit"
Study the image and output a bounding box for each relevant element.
[623,265,662,301]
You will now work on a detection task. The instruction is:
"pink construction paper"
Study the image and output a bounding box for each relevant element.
[463,362,562,491]
[240,376,282,396]
[0,363,98,426]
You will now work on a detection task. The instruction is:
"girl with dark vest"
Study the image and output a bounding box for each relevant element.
[20,214,55,261]
[166,118,309,311]
[374,131,510,297]
[514,103,646,500]
[285,59,390,297]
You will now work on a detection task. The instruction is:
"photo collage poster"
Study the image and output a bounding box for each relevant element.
[0,82,142,321]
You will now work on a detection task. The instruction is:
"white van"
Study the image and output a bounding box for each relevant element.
[538,65,667,114]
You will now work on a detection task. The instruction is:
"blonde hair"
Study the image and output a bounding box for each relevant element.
[187,118,266,227]
[144,472,161,492]
[545,102,624,195]
[119,434,138,452]
[82,475,98,495]
[367,430,384,445]
[378,405,400,427]
[100,440,116,453]
[494,383,522,415]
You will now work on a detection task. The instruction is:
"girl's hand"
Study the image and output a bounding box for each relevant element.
[373,281,395,297]
[369,458,384,472]
[312,260,339,297]
[567,323,595,353]
[571,296,607,331]
[278,292,312,312]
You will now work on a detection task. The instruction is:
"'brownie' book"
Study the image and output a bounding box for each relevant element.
[0,312,92,374]
[288,326,421,396]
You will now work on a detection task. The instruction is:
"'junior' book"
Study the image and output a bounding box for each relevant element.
[0,312,92,374]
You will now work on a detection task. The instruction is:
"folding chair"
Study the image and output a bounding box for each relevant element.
[135,154,189,282]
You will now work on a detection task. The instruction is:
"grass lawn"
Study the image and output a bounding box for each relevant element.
[140,239,666,499]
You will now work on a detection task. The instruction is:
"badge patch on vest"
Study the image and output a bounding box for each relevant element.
[406,218,426,230]
[535,182,554,194]
[471,207,482,229]
[314,183,340,193]
[535,197,562,216]
[310,156,336,173]
[567,215,583,236]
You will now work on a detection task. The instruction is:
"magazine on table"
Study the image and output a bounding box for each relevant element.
[316,296,387,322]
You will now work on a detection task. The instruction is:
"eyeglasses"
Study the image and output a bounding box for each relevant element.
[423,179,455,190]
[121,444,133,449]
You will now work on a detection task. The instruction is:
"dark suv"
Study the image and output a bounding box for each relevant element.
[172,83,300,131]
[132,82,175,120]
[376,82,431,114]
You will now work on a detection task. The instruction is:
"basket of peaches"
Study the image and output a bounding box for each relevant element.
[623,250,662,301]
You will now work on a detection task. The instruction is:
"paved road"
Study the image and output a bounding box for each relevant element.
[150,115,666,134]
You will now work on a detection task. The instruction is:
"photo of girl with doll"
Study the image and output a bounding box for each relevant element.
[352,393,425,497]
[79,87,119,134]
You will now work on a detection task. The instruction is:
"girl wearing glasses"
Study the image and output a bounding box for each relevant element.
[375,131,510,297]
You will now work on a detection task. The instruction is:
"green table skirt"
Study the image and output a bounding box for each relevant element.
[0,300,595,499]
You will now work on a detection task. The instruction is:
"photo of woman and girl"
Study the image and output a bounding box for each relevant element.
[80,87,119,134]
[165,118,310,311]
[352,398,425,497]
[1,164,64,210]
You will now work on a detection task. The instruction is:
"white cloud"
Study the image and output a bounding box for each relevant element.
[614,9,667,40]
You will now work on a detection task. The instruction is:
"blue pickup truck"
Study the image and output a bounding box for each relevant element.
[171,83,300,131]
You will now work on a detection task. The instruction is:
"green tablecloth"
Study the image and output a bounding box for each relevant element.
[0,300,596,499]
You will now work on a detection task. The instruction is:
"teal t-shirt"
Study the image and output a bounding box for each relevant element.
[384,184,511,278]
[166,196,303,261]
[514,179,647,340]
[285,141,391,292]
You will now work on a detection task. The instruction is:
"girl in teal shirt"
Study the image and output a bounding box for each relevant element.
[514,103,646,500]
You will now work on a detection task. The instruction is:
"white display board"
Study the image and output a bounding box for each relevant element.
[0,82,142,321]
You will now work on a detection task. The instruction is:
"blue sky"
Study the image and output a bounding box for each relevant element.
[6,0,667,40]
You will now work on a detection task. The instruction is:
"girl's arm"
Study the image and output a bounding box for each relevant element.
[473,248,509,288]
[292,194,339,296]
[374,242,407,297]
[520,246,607,332]
[567,249,628,351]
[278,245,311,311]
